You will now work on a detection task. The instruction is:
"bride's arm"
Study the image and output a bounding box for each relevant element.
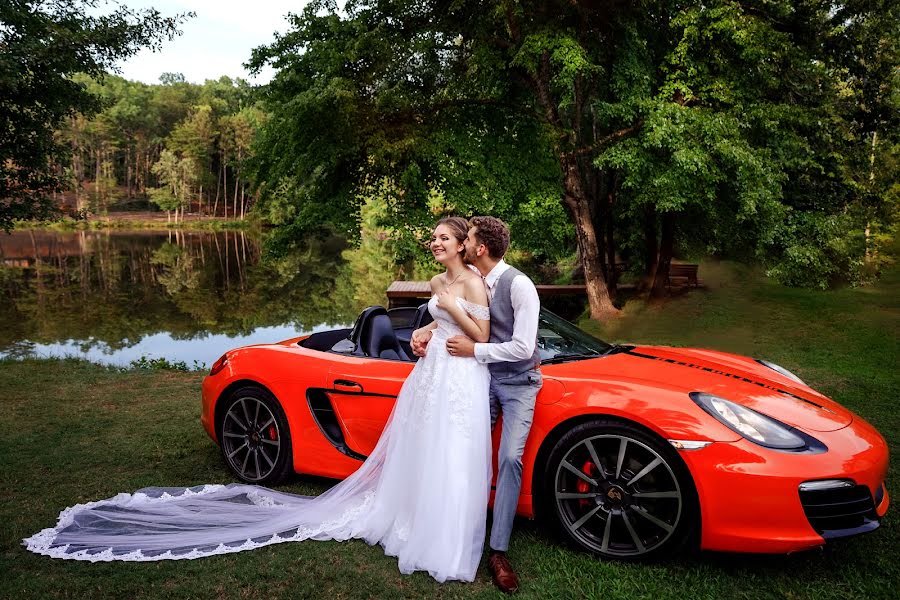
[437,277,490,342]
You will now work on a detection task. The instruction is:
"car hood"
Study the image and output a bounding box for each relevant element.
[563,345,853,432]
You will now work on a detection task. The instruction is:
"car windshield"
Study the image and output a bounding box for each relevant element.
[537,309,614,363]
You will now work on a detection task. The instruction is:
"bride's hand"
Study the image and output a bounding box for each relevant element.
[411,327,432,357]
[435,287,458,311]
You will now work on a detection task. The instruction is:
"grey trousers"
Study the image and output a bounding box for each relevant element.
[488,368,543,552]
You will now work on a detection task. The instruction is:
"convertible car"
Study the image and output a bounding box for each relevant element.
[201,304,889,560]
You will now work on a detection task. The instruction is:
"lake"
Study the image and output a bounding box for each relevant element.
[0,229,382,368]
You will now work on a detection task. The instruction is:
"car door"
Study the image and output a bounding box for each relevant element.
[324,357,414,457]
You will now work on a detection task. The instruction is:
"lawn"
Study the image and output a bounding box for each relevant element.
[1,261,897,599]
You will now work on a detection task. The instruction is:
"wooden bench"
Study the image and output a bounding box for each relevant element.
[668,263,700,287]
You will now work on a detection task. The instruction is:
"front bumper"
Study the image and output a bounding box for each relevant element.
[682,422,889,553]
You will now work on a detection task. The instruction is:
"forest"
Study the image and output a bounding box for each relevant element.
[54,73,263,224]
[3,0,899,308]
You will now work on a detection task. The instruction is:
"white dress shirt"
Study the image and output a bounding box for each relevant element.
[473,260,541,364]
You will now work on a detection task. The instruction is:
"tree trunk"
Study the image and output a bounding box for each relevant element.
[232,173,239,220]
[605,178,617,295]
[125,146,132,199]
[214,150,223,216]
[649,212,676,299]
[639,204,658,293]
[231,166,241,218]
[562,155,618,318]
[865,130,878,262]
[95,148,101,197]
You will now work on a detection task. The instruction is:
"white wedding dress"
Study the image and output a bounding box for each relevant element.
[24,296,492,583]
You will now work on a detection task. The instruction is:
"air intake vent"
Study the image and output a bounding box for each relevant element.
[799,483,880,539]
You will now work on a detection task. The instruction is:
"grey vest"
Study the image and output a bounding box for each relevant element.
[488,266,541,377]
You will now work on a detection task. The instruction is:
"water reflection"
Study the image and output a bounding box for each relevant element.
[0,229,366,367]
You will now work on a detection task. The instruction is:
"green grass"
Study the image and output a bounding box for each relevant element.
[1,262,898,599]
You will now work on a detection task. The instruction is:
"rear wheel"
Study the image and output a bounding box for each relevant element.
[542,419,698,560]
[218,386,293,485]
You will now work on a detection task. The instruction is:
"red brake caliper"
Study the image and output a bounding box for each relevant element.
[267,425,278,440]
[577,461,594,507]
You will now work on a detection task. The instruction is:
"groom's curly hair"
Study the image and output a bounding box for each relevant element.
[470,216,510,259]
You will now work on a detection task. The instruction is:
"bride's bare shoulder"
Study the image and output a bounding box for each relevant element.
[429,274,443,295]
[462,275,488,306]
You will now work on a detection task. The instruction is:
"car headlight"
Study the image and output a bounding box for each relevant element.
[690,392,807,450]
[755,359,805,385]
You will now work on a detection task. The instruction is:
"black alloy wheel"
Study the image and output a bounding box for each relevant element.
[543,420,698,560]
[219,386,293,485]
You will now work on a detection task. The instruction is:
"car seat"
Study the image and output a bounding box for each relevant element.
[361,312,410,360]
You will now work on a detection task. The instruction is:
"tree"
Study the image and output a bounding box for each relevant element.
[0,0,190,230]
[249,0,897,313]
[168,104,216,214]
[221,107,264,220]
[150,149,195,223]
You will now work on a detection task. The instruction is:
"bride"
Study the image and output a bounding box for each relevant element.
[24,217,493,583]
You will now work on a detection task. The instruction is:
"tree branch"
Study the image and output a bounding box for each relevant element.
[570,120,644,157]
[535,50,563,128]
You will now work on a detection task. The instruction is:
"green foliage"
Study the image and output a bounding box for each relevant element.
[247,0,568,259]
[147,186,180,213]
[0,0,191,230]
[765,211,864,289]
[127,355,200,372]
[249,0,898,293]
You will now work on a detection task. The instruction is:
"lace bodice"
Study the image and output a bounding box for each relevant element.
[428,295,490,338]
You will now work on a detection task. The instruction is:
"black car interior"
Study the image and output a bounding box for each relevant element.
[298,304,433,362]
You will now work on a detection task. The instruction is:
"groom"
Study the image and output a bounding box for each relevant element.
[445,216,542,594]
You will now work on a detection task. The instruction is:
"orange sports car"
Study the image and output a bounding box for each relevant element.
[201,305,889,560]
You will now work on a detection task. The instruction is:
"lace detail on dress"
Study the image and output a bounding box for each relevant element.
[409,295,490,438]
[457,298,490,321]
[428,295,490,339]
[293,490,375,539]
[23,486,376,563]
[447,375,475,437]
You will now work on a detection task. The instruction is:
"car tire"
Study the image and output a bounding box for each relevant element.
[541,419,698,560]
[218,385,293,485]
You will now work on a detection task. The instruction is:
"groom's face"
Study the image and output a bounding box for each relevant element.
[463,227,481,264]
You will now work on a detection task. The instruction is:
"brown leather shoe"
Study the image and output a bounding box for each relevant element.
[488,552,519,594]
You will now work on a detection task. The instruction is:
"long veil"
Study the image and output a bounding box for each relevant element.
[24,296,493,583]
[23,407,397,562]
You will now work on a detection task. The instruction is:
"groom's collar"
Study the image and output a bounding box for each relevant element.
[482,259,509,289]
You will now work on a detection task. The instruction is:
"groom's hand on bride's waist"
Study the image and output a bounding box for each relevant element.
[446,336,476,357]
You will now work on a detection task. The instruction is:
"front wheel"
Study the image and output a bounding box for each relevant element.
[218,386,293,485]
[542,420,698,560]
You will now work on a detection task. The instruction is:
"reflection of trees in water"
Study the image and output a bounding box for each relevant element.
[0,230,373,350]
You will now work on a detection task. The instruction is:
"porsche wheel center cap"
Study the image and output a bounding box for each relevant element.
[605,485,626,507]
